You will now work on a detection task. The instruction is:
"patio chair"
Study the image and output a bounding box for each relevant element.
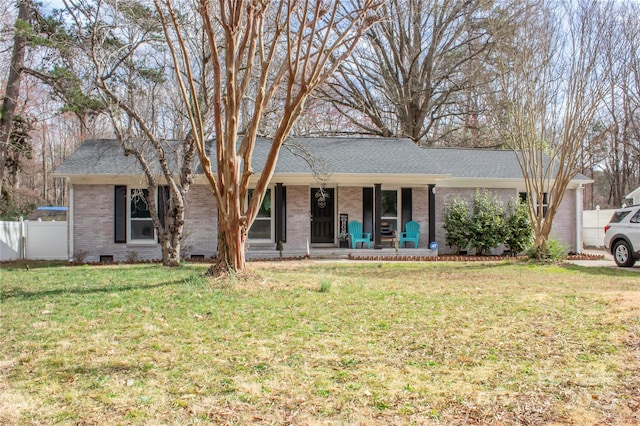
[348,221,371,249]
[399,221,420,248]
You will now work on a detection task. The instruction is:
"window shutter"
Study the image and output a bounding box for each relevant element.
[158,186,169,229]
[114,186,127,243]
[401,187,412,229]
[362,187,373,237]
[275,184,287,243]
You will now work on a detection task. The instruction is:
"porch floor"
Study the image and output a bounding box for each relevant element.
[245,246,436,260]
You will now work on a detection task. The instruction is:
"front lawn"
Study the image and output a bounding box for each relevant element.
[1,261,639,424]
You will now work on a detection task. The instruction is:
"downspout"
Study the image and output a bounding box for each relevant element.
[575,184,583,253]
[68,181,74,262]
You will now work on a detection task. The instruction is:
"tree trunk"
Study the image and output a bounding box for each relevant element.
[211,221,246,275]
[0,0,30,186]
[160,238,181,267]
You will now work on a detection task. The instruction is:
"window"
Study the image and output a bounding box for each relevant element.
[610,210,632,223]
[518,192,527,203]
[519,191,548,216]
[248,189,272,240]
[540,192,549,217]
[381,190,397,236]
[130,188,155,241]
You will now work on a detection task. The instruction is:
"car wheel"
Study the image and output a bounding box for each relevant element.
[613,240,636,267]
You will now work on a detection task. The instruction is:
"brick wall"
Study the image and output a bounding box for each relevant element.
[434,187,579,254]
[337,187,363,223]
[284,185,310,249]
[435,187,517,255]
[73,184,217,262]
[411,187,429,248]
[550,188,577,251]
[183,185,218,258]
[73,183,580,259]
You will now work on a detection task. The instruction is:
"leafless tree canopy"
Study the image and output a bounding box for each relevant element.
[321,0,510,145]
[153,0,380,272]
[491,0,607,256]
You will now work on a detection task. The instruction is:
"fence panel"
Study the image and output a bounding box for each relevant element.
[0,221,23,261]
[582,209,616,248]
[25,221,68,260]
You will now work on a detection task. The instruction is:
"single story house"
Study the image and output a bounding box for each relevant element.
[54,137,590,262]
[625,186,640,206]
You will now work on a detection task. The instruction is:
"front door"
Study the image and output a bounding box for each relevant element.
[310,188,335,243]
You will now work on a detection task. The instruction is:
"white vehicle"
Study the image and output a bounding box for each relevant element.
[604,205,640,267]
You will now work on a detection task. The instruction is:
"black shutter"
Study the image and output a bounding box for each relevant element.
[362,187,373,237]
[275,184,287,243]
[428,184,436,244]
[158,186,169,229]
[401,187,412,229]
[114,186,127,243]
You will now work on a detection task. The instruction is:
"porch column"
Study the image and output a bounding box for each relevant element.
[428,184,436,244]
[575,184,583,252]
[374,183,382,249]
[68,181,74,262]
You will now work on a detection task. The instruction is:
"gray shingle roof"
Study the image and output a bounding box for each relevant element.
[422,147,525,179]
[266,137,447,175]
[54,137,590,181]
[54,139,194,176]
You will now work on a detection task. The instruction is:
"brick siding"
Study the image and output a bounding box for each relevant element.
[411,187,429,248]
[73,183,579,260]
[549,188,577,250]
[73,184,217,262]
[283,185,310,249]
[434,187,579,254]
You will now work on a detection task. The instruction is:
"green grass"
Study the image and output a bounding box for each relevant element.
[1,260,639,424]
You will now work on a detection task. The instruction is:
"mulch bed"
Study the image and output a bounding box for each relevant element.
[346,252,605,262]
[1,253,605,267]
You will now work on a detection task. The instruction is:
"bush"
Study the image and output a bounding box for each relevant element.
[527,238,565,263]
[468,190,504,255]
[504,199,533,254]
[443,196,469,254]
[443,192,534,256]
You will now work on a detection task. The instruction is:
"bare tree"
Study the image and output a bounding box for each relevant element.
[0,0,31,193]
[321,0,505,145]
[492,0,606,257]
[61,0,200,266]
[154,0,380,273]
[597,1,640,206]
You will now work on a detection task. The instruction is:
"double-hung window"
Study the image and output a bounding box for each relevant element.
[519,191,548,217]
[248,188,272,240]
[130,188,155,242]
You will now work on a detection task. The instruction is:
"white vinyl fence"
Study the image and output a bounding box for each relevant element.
[0,220,68,261]
[582,208,616,248]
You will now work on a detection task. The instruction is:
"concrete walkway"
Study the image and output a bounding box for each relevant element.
[567,249,640,271]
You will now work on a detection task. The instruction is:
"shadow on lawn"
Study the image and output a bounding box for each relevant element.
[1,275,203,301]
[561,263,640,277]
[0,260,70,270]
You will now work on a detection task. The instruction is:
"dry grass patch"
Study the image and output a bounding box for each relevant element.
[0,260,639,424]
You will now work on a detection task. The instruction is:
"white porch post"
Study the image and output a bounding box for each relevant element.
[68,181,74,262]
[575,184,583,252]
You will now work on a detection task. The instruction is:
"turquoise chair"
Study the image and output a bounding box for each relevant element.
[348,221,371,249]
[399,221,420,248]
